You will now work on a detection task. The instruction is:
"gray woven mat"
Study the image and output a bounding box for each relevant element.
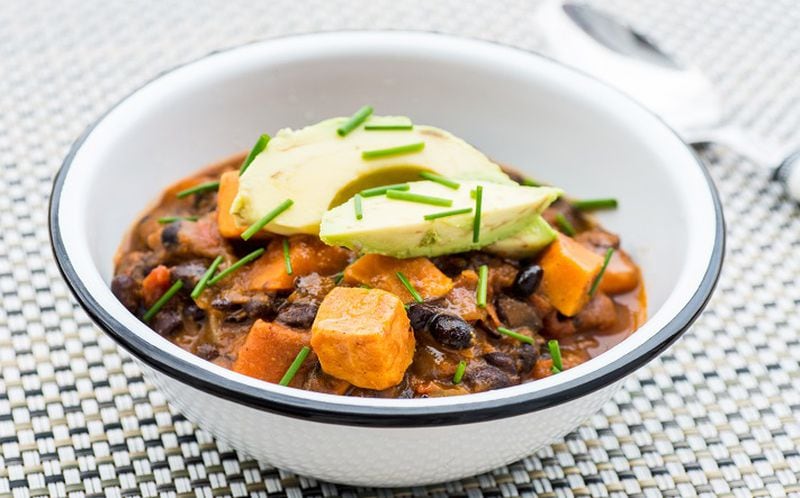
[2,0,800,496]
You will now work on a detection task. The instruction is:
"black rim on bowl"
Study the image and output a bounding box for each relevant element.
[48,31,725,428]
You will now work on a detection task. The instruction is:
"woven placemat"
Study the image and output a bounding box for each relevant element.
[2,0,799,496]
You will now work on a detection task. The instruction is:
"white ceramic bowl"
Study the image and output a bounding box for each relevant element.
[49,32,724,487]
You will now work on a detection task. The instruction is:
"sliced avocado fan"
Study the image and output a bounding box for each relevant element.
[319,180,560,258]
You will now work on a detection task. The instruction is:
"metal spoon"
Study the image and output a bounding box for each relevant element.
[535,0,800,201]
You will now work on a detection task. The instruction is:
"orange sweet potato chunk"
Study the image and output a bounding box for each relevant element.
[311,287,414,390]
[538,233,603,317]
[141,265,171,307]
[217,171,245,238]
[232,320,311,385]
[243,235,351,292]
[343,254,453,303]
[598,250,640,295]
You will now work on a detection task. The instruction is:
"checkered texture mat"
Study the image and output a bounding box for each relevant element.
[1,0,800,496]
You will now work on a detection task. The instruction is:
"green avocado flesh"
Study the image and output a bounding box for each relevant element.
[485,215,557,258]
[231,116,514,235]
[320,180,561,258]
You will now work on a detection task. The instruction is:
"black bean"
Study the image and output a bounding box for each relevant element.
[185,302,206,322]
[465,365,513,392]
[406,303,439,330]
[429,314,474,350]
[170,262,207,287]
[516,344,538,375]
[111,274,139,312]
[483,352,516,373]
[512,264,543,298]
[151,309,182,336]
[161,222,181,247]
[276,302,318,329]
[407,303,473,350]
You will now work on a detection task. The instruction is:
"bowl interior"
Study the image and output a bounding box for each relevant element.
[53,32,719,412]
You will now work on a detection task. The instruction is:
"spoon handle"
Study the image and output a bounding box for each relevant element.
[683,125,800,202]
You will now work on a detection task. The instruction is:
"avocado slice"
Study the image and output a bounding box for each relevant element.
[485,215,557,258]
[319,180,561,258]
[231,117,514,235]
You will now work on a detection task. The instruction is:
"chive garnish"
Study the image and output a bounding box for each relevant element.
[396,272,423,303]
[589,248,615,297]
[360,183,410,197]
[190,255,223,299]
[476,264,488,308]
[364,123,414,131]
[142,280,183,322]
[279,346,311,386]
[423,207,472,221]
[241,199,294,241]
[496,326,535,345]
[207,248,266,285]
[453,360,467,384]
[472,185,483,243]
[555,213,577,236]
[419,172,460,189]
[548,339,563,373]
[176,181,220,199]
[362,142,425,160]
[521,178,540,187]
[239,134,270,175]
[158,216,199,224]
[572,198,618,211]
[354,193,363,220]
[337,106,373,137]
[282,239,293,275]
[333,272,345,285]
[385,190,452,207]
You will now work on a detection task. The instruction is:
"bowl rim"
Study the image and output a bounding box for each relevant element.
[48,30,725,428]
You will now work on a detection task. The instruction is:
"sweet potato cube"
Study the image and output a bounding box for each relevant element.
[311,287,414,390]
[217,171,246,238]
[232,320,311,385]
[538,233,604,316]
[243,235,351,292]
[598,250,640,294]
[343,254,453,303]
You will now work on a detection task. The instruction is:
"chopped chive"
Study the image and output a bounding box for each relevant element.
[239,134,271,175]
[496,326,535,345]
[142,280,183,322]
[588,248,615,297]
[337,105,373,136]
[385,189,452,207]
[476,264,488,308]
[279,346,311,386]
[176,181,220,199]
[360,183,410,197]
[241,199,294,241]
[554,213,577,236]
[364,123,414,131]
[572,198,618,211]
[190,255,223,299]
[521,178,540,187]
[158,216,199,224]
[354,193,363,220]
[282,239,293,275]
[207,248,265,285]
[453,360,467,384]
[423,207,473,221]
[362,142,425,160]
[396,272,423,303]
[359,283,372,289]
[472,185,483,243]
[333,272,345,285]
[548,339,563,373]
[419,171,460,189]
